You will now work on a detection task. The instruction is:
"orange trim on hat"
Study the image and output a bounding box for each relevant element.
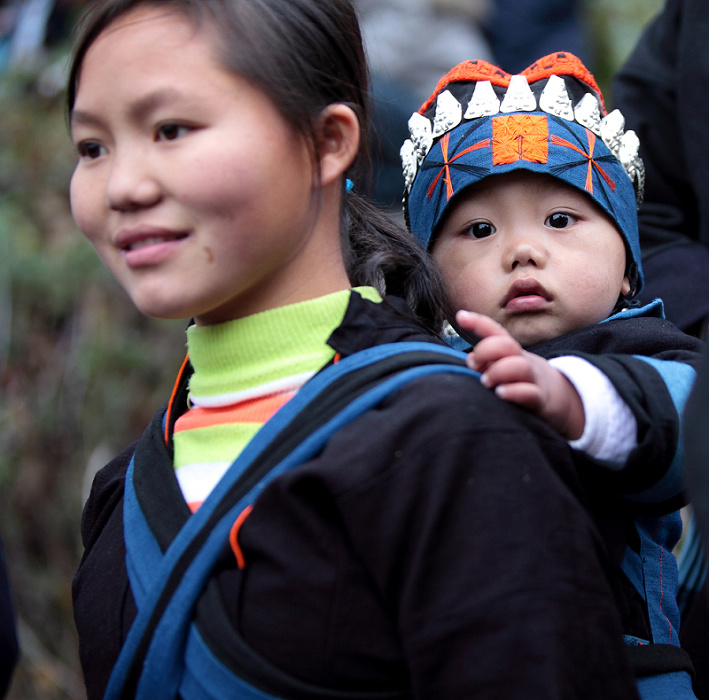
[419,52,604,116]
[521,53,603,108]
[420,59,511,113]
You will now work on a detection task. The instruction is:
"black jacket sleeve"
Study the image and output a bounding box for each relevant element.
[531,316,704,511]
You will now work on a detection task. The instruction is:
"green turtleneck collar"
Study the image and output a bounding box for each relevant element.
[186,287,381,402]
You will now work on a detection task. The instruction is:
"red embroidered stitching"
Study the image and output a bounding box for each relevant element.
[419,59,511,114]
[550,129,616,195]
[651,516,673,644]
[426,133,490,202]
[522,53,604,109]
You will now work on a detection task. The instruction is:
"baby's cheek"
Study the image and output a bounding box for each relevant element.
[451,278,490,315]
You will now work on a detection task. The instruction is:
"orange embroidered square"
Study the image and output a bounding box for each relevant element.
[492,114,549,165]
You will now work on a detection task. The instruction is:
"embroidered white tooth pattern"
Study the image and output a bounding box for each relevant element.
[400,73,644,204]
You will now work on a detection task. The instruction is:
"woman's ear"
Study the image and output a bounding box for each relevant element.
[316,104,360,187]
[621,275,631,296]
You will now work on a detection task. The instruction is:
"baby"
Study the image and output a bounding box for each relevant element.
[402,52,703,698]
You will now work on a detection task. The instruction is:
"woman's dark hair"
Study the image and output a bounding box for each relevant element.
[342,194,451,331]
[67,0,450,330]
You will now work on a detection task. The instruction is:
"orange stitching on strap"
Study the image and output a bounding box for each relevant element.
[333,352,341,364]
[164,354,190,447]
[492,114,549,166]
[229,505,254,569]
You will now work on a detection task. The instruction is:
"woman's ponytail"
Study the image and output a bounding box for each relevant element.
[341,192,451,333]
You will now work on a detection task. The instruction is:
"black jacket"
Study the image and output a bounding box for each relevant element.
[613,0,709,332]
[73,293,639,699]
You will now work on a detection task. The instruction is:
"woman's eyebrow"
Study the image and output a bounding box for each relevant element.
[70,108,104,131]
[71,87,188,131]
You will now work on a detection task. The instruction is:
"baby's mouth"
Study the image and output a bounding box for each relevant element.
[502,279,552,310]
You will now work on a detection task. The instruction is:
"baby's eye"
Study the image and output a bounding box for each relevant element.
[463,221,496,239]
[545,212,577,229]
[156,123,190,141]
[76,141,107,160]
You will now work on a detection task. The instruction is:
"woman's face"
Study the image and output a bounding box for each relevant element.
[70,6,347,325]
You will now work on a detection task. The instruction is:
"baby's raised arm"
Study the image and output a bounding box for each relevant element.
[457,310,585,440]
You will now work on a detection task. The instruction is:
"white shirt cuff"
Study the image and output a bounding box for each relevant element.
[548,355,637,468]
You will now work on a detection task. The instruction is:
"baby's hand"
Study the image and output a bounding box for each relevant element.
[456,310,584,440]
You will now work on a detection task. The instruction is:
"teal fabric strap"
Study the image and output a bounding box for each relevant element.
[111,342,472,699]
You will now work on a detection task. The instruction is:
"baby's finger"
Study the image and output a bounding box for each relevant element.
[456,310,509,340]
[493,382,543,412]
[480,354,535,389]
[470,334,524,372]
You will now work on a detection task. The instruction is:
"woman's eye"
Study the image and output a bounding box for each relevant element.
[77,141,106,160]
[156,123,190,141]
[463,221,496,239]
[545,212,577,229]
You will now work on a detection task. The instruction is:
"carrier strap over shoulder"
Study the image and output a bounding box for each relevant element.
[107,342,472,700]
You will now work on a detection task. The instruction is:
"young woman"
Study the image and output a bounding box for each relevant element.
[68,1,639,697]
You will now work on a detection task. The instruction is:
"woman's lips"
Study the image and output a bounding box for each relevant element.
[116,227,189,267]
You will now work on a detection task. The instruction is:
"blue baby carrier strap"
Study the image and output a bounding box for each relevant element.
[109,342,472,700]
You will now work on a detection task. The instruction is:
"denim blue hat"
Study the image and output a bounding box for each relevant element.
[401,53,645,295]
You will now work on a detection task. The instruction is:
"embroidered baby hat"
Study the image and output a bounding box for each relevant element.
[401,52,645,294]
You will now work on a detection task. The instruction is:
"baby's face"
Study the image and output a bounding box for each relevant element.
[432,171,630,347]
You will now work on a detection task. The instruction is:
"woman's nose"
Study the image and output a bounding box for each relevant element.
[106,149,162,211]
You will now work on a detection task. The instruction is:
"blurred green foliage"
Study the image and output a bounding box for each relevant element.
[587,0,664,96]
[0,0,668,697]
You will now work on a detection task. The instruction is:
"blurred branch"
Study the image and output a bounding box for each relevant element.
[14,617,85,700]
[0,206,12,370]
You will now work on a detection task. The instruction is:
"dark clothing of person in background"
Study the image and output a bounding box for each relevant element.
[0,540,18,698]
[684,347,709,700]
[613,0,709,337]
[482,0,594,74]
